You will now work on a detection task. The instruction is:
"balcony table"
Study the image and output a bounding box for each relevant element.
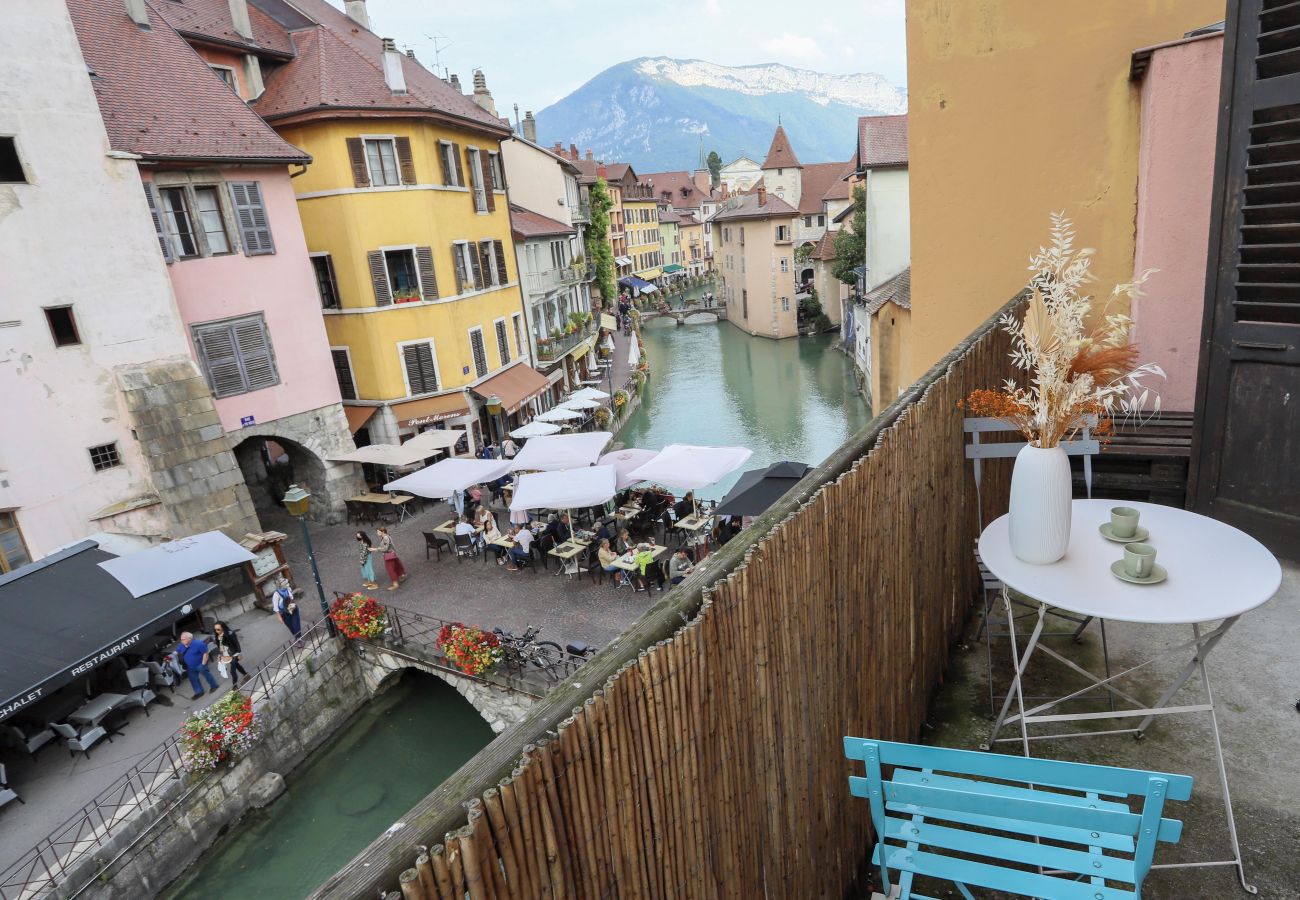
[978,498,1280,893]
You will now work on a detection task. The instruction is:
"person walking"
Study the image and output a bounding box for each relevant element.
[374,526,407,591]
[356,531,378,590]
[211,621,249,686]
[501,437,518,459]
[271,578,302,643]
[175,631,220,700]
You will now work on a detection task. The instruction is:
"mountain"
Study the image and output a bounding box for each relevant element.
[535,58,907,173]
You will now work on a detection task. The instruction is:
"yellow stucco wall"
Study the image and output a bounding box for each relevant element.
[623,198,663,279]
[277,119,526,401]
[905,0,1224,380]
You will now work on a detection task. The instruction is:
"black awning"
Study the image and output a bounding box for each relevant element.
[714,462,812,518]
[0,541,219,721]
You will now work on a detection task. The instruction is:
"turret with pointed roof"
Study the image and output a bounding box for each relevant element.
[759,124,804,208]
[761,125,802,170]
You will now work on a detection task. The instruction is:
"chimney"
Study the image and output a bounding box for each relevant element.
[406,49,417,60]
[343,0,369,29]
[586,149,593,160]
[449,73,463,93]
[227,0,253,39]
[520,111,537,143]
[125,0,149,28]
[569,143,578,160]
[597,164,609,180]
[757,186,766,206]
[554,141,564,155]
[471,69,497,116]
[381,38,407,94]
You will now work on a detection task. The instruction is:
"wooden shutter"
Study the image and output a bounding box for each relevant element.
[228,182,275,256]
[346,137,370,188]
[142,182,174,263]
[402,343,438,393]
[467,241,484,289]
[395,136,417,184]
[331,348,357,400]
[233,316,278,390]
[495,319,511,365]
[438,142,452,185]
[367,250,392,306]
[480,151,496,212]
[452,143,465,188]
[415,246,438,300]
[493,240,509,282]
[469,329,488,377]
[193,324,244,397]
[452,243,467,294]
[477,241,495,286]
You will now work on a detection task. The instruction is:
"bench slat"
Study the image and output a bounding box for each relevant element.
[883,801,1135,853]
[879,780,1138,836]
[891,769,1128,806]
[874,846,1137,900]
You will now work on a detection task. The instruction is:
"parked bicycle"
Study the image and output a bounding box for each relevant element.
[492,626,598,683]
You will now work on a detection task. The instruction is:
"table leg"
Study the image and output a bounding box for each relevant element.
[987,591,1045,757]
[1134,616,1238,738]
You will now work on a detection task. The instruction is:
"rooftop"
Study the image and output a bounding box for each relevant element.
[861,266,911,312]
[713,190,798,221]
[151,0,294,57]
[641,170,713,208]
[761,125,802,169]
[808,229,837,260]
[799,160,856,215]
[857,114,908,171]
[509,203,575,239]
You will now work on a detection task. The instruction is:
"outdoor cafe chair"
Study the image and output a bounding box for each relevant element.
[51,721,110,759]
[0,763,22,810]
[118,667,158,717]
[143,659,177,693]
[453,532,480,563]
[1,723,55,760]
[844,737,1192,900]
[423,531,445,562]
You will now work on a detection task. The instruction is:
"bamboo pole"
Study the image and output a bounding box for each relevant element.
[445,836,466,900]
[500,777,540,900]
[399,867,425,900]
[483,788,522,898]
[430,845,455,900]
[536,739,573,900]
[457,821,488,900]
[415,850,436,900]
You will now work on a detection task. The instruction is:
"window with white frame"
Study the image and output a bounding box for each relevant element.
[385,248,421,298]
[467,147,487,212]
[440,141,462,186]
[210,65,237,91]
[780,258,789,273]
[193,186,231,254]
[453,241,484,293]
[400,340,440,394]
[489,152,505,191]
[159,186,199,258]
[312,253,340,309]
[364,138,401,186]
[468,327,488,378]
[146,180,271,262]
[512,313,525,361]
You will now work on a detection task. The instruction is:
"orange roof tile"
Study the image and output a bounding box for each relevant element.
[152,0,294,56]
[857,115,908,170]
[509,204,575,239]
[761,125,802,169]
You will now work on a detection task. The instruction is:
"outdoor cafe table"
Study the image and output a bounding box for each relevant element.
[350,492,414,522]
[978,498,1281,892]
[548,538,590,575]
[69,693,127,734]
[612,544,668,574]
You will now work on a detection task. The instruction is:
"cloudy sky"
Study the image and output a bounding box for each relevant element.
[347,0,907,117]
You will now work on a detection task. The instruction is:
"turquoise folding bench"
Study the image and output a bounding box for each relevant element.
[844,738,1192,900]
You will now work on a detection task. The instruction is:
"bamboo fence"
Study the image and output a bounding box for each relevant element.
[334,296,1022,900]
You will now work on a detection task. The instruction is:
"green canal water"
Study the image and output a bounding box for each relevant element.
[619,287,872,501]
[161,672,493,900]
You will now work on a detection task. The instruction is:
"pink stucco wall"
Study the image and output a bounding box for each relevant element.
[144,167,343,432]
[1132,34,1223,413]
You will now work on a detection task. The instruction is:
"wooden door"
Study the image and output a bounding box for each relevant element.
[1191,0,1300,558]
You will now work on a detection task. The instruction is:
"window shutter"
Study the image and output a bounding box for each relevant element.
[479,151,496,212]
[331,349,357,400]
[438,142,452,185]
[233,316,278,390]
[346,137,370,188]
[493,241,509,282]
[452,244,467,294]
[194,324,243,397]
[495,319,511,365]
[395,136,417,184]
[367,251,393,306]
[142,182,174,263]
[467,241,484,289]
[402,343,438,394]
[465,146,478,212]
[415,246,438,300]
[228,182,275,256]
[469,329,488,377]
[452,143,465,189]
[477,241,495,286]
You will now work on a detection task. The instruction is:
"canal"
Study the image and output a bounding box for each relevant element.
[161,671,494,900]
[618,285,872,500]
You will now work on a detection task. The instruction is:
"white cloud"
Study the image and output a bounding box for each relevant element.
[759,33,823,64]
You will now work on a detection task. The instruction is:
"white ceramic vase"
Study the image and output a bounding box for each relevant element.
[1007,443,1072,564]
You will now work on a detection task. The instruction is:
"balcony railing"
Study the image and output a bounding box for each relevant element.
[536,324,591,362]
[524,266,581,294]
[570,202,591,222]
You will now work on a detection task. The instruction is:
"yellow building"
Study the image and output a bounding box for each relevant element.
[905,0,1224,381]
[256,0,540,449]
[600,164,663,287]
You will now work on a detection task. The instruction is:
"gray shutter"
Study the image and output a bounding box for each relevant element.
[452,244,467,294]
[468,243,484,289]
[477,241,495,286]
[438,142,452,185]
[402,343,438,393]
[495,319,510,365]
[415,246,438,300]
[194,324,244,397]
[228,182,275,256]
[346,137,370,187]
[233,316,278,390]
[367,250,392,306]
[470,329,488,377]
[480,151,496,212]
[452,143,464,188]
[331,349,357,400]
[493,241,509,283]
[395,136,417,184]
[143,182,174,263]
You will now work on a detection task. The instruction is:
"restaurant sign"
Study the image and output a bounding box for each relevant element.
[71,632,142,677]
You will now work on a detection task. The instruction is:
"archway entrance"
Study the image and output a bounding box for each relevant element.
[233,434,330,526]
[799,267,814,285]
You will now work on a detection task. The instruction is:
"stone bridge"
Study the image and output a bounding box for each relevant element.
[639,304,726,325]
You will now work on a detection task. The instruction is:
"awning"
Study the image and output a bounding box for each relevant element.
[392,393,470,429]
[344,406,377,434]
[600,313,618,330]
[620,276,654,290]
[99,531,256,598]
[615,256,633,266]
[662,264,684,273]
[570,335,597,361]
[470,363,550,415]
[1,541,220,721]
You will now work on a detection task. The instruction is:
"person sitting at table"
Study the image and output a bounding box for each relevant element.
[454,514,483,548]
[616,528,635,555]
[673,491,696,521]
[506,523,533,571]
[669,548,695,585]
[631,542,664,592]
[475,504,496,533]
[594,516,618,545]
[483,517,509,565]
[547,513,573,545]
[597,538,622,586]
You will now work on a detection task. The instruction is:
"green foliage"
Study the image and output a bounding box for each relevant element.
[706,151,722,188]
[832,184,866,285]
[794,243,813,265]
[585,178,618,304]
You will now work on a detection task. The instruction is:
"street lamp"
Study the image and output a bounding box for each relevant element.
[486,394,504,447]
[282,484,334,636]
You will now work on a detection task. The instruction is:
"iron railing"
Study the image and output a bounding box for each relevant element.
[536,326,591,362]
[0,619,333,900]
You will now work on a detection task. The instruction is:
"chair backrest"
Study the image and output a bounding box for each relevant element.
[844,737,1192,899]
[0,762,7,784]
[964,415,1099,529]
[454,533,474,550]
[51,722,77,739]
[126,667,150,689]
[423,531,438,546]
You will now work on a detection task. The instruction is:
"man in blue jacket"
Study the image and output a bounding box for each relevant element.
[176,631,220,699]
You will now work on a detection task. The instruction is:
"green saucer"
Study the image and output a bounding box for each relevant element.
[1110,560,1167,585]
[1099,522,1149,543]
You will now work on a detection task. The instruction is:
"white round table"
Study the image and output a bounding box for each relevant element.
[978,499,1281,624]
[977,498,1281,894]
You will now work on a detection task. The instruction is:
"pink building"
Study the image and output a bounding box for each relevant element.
[69,0,360,520]
[1131,27,1225,413]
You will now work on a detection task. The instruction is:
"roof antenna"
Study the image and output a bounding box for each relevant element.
[422,32,453,79]
[513,102,520,134]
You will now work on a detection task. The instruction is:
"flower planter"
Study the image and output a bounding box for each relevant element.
[1008,444,1072,564]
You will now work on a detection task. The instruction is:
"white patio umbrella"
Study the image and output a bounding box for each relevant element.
[571,387,610,401]
[509,431,613,472]
[603,334,615,353]
[509,420,561,439]
[598,448,659,490]
[509,466,617,513]
[383,457,513,498]
[625,444,754,516]
[536,406,584,423]
[628,333,641,367]
[562,397,601,410]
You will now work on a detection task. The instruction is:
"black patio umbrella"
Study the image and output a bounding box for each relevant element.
[713,461,811,518]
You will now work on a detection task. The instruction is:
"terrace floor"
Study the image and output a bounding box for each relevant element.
[922,558,1300,899]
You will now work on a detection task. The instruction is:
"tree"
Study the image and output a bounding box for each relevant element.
[832,184,866,285]
[706,151,723,189]
[585,177,618,306]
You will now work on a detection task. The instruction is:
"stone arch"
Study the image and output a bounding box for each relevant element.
[232,429,359,526]
[361,655,536,734]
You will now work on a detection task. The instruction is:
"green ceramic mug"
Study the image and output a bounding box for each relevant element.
[1111,506,1140,539]
[1124,542,1156,578]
